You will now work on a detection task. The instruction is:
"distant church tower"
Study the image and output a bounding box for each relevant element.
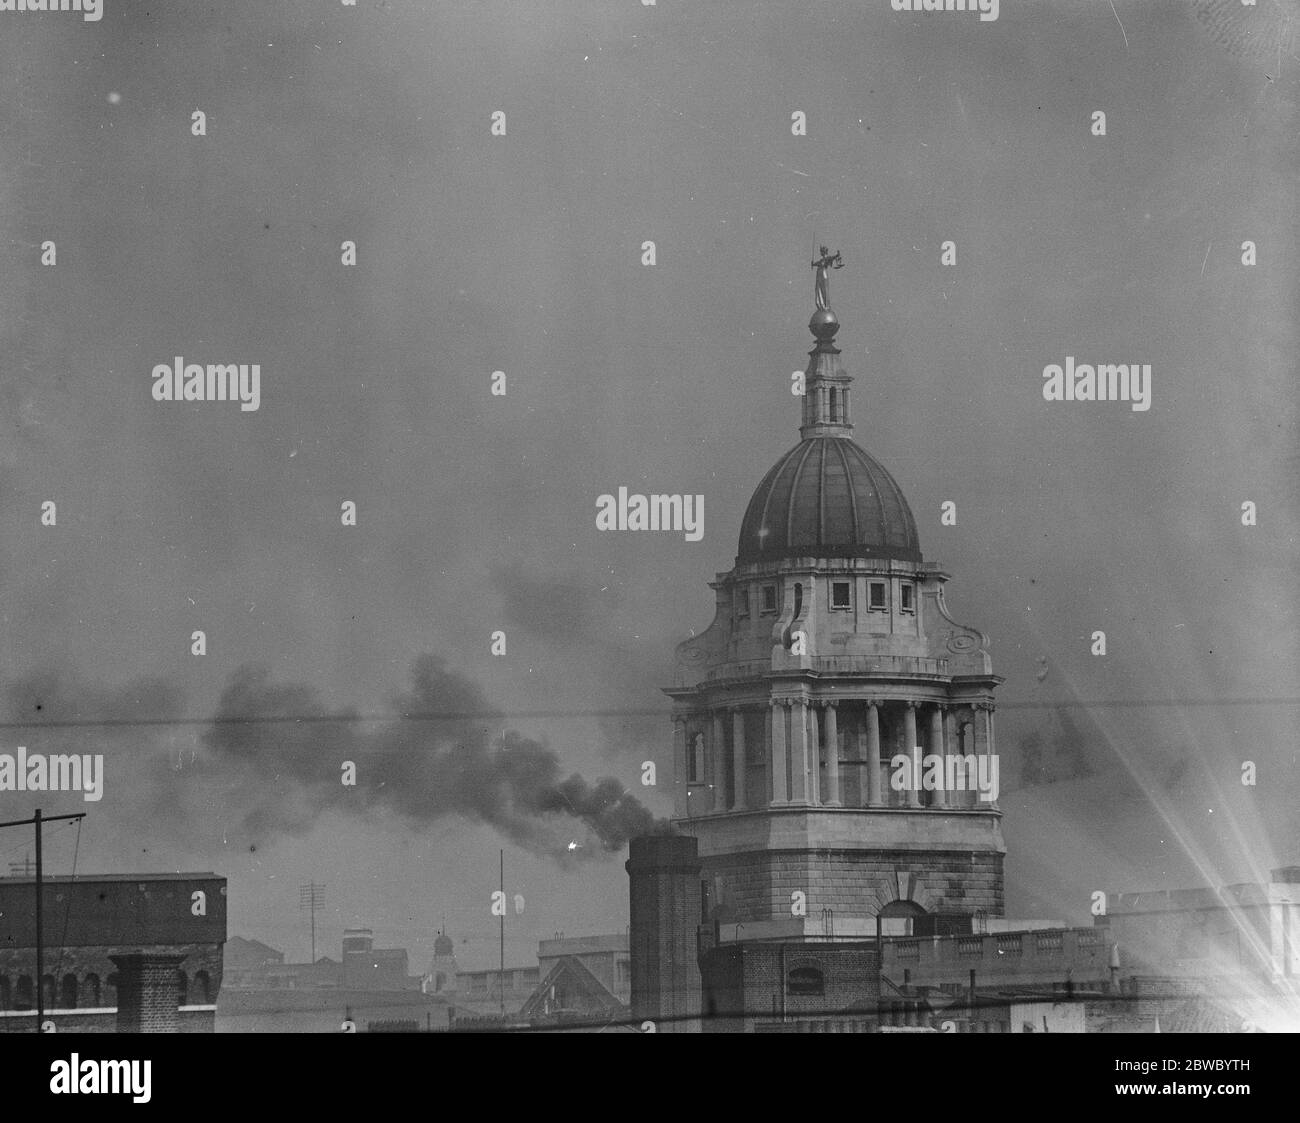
[664,253,1005,940]
[425,922,459,995]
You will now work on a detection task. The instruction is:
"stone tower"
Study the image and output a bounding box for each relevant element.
[664,266,1005,941]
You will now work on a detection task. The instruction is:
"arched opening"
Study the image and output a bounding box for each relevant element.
[0,975,10,1011]
[193,970,211,1005]
[878,899,927,937]
[689,732,704,784]
[177,969,188,1007]
[61,973,77,1010]
[84,973,101,1007]
[829,388,839,422]
[15,975,33,1010]
[786,966,825,996]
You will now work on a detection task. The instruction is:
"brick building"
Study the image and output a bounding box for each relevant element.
[1102,866,1300,984]
[0,872,227,1032]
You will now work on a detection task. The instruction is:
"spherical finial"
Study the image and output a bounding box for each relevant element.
[809,307,840,341]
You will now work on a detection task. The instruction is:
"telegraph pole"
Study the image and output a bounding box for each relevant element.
[299,882,325,963]
[0,808,87,1031]
[499,849,505,1017]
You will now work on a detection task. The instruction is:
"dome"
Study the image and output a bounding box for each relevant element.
[434,932,454,956]
[737,436,921,564]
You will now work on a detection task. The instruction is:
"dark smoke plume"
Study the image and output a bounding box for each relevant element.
[489,562,670,760]
[0,657,673,862]
[201,654,674,857]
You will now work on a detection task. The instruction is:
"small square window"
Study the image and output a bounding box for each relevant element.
[761,585,778,614]
[736,588,750,617]
[831,581,851,609]
[901,583,915,612]
[868,582,886,610]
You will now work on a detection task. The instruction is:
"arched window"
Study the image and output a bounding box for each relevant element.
[829,388,839,421]
[0,975,10,1010]
[689,733,704,783]
[61,973,77,1010]
[787,966,825,996]
[878,899,927,937]
[84,973,101,1007]
[193,970,211,1005]
[15,975,33,1010]
[177,970,188,1007]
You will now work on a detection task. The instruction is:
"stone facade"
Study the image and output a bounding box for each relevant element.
[701,940,880,1033]
[662,300,1005,935]
[700,841,1004,933]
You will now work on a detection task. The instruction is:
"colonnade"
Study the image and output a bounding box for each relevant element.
[673,698,997,816]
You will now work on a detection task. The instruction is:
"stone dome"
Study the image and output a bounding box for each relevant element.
[434,932,454,956]
[736,436,921,564]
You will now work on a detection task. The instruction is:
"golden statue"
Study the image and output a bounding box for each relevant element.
[811,246,844,311]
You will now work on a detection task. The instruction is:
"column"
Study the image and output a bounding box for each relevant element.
[959,718,974,808]
[824,702,841,807]
[672,717,688,818]
[731,708,747,812]
[930,705,947,810]
[711,712,726,813]
[789,698,810,805]
[770,700,789,806]
[982,703,998,809]
[808,702,821,805]
[864,703,882,808]
[763,703,773,805]
[902,703,920,808]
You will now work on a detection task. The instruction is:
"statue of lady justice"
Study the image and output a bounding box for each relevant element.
[811,245,844,311]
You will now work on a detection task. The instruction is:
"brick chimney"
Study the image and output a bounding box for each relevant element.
[626,834,703,1033]
[111,953,186,1033]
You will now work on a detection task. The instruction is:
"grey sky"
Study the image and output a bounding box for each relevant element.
[1,0,1295,969]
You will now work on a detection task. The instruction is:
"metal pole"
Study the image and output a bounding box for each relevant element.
[35,808,43,1030]
[499,849,505,1017]
[299,882,324,964]
[0,809,84,1033]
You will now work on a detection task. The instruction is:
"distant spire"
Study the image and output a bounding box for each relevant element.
[801,248,853,439]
